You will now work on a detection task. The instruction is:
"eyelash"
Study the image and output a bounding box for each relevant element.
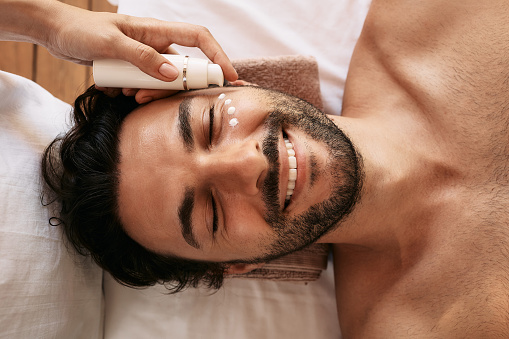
[208,104,218,235]
[208,105,215,145]
[211,194,218,234]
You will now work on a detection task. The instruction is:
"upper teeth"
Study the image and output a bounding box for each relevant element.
[284,138,297,202]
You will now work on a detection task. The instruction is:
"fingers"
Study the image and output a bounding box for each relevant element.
[134,89,179,104]
[96,16,238,99]
[95,85,122,97]
[114,37,181,82]
[117,18,238,82]
[164,45,180,55]
[122,88,138,97]
[155,22,238,82]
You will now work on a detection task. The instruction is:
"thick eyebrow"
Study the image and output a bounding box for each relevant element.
[178,97,194,151]
[178,187,200,249]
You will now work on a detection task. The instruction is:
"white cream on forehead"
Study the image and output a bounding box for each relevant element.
[229,118,239,127]
[218,94,238,125]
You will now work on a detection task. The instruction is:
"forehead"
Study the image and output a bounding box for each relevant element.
[118,86,262,167]
[118,86,266,162]
[124,86,265,129]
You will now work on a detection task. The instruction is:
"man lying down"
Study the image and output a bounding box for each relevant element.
[43,0,509,337]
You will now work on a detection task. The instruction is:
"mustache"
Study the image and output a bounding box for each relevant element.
[261,113,283,222]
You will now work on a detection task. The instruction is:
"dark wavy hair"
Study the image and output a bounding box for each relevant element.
[41,86,226,292]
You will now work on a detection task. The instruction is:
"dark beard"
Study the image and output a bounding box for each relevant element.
[238,88,364,264]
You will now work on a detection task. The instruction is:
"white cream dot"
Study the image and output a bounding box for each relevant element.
[218,93,226,99]
[225,99,232,105]
[229,118,239,127]
[227,106,236,115]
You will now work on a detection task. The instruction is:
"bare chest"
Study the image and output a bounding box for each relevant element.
[333,204,509,338]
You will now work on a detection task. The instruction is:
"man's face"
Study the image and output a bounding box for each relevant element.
[118,86,361,263]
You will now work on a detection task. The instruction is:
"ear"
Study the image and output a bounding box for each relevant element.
[225,263,265,275]
[228,79,258,87]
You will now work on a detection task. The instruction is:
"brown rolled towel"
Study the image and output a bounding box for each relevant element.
[232,55,323,110]
[229,55,330,282]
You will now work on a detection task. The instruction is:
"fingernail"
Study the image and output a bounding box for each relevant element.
[139,96,153,104]
[159,63,179,80]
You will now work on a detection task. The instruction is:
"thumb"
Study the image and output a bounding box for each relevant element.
[116,38,179,82]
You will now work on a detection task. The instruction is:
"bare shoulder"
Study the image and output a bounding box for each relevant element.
[365,0,509,51]
[359,0,509,176]
[363,0,509,117]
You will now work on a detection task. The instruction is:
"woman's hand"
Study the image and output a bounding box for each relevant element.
[0,0,238,102]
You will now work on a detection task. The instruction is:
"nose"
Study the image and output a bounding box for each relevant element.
[200,139,268,196]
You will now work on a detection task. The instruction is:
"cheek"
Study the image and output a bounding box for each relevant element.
[223,202,271,247]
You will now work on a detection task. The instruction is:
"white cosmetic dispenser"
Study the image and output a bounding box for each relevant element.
[93,54,224,90]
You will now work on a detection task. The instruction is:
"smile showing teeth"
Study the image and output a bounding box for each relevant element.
[284,137,297,203]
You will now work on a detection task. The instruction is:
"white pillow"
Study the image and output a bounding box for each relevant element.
[104,265,340,339]
[0,71,104,339]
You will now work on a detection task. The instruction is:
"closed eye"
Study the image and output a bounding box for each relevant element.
[208,105,215,144]
[211,194,218,234]
[208,102,218,235]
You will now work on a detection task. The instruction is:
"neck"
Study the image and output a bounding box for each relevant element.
[318,111,450,252]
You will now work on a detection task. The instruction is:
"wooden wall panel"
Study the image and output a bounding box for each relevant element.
[35,48,91,104]
[0,41,34,80]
